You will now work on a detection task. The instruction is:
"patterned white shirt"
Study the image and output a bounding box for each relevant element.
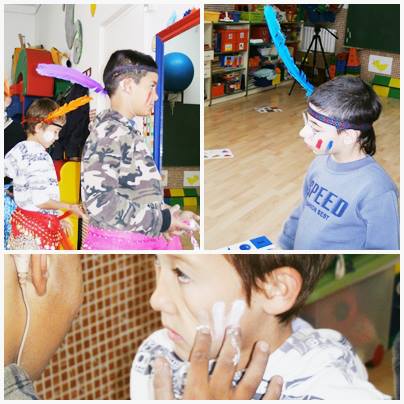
[4,141,60,215]
[130,318,389,400]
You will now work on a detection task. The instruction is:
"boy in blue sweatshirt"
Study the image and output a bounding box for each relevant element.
[279,76,399,250]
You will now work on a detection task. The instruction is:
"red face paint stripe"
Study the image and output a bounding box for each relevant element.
[316,139,323,149]
[145,90,152,105]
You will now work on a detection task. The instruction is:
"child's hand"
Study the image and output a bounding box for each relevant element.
[167,205,199,235]
[61,219,73,236]
[68,204,88,220]
[178,210,200,232]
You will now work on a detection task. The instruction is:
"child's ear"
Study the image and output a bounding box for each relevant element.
[120,77,135,94]
[34,122,44,134]
[341,129,360,145]
[254,267,302,317]
[30,255,48,296]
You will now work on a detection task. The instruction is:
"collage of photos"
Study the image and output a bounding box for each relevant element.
[2,1,401,401]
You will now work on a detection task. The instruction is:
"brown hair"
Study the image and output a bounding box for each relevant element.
[308,75,381,156]
[226,254,334,323]
[24,98,65,135]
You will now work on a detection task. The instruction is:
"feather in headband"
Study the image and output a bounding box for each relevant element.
[264,6,315,96]
[36,64,106,94]
[22,95,92,125]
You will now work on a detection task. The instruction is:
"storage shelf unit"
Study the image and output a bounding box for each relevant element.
[205,21,249,106]
[204,21,214,105]
[204,18,301,105]
[211,67,245,75]
[247,21,300,94]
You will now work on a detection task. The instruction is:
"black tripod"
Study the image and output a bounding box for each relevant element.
[289,24,338,96]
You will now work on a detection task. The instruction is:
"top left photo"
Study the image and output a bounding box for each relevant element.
[4,3,201,251]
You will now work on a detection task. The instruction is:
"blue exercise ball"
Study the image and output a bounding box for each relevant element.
[164,52,194,92]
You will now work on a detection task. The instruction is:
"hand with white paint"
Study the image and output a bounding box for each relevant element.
[153,326,283,400]
[13,255,48,296]
[164,205,200,240]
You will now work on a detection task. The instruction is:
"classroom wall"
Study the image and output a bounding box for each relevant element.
[325,6,400,82]
[4,7,36,82]
[34,254,159,400]
[143,4,200,104]
[204,4,400,81]
[4,4,200,105]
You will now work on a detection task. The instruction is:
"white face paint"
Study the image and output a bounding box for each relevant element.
[210,299,246,366]
[42,129,56,143]
[300,122,336,155]
[211,301,225,340]
[300,111,338,156]
[226,299,246,328]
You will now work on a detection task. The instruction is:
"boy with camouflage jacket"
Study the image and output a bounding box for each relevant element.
[81,50,198,249]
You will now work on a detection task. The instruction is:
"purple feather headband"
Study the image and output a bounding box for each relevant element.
[37,64,106,94]
[307,106,373,131]
[36,63,157,95]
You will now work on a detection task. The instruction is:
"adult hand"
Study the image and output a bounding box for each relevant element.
[153,327,283,400]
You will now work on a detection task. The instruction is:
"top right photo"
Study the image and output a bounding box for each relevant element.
[204,3,400,251]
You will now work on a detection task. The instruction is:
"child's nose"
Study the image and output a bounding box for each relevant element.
[299,125,312,139]
[154,89,159,102]
[149,279,175,314]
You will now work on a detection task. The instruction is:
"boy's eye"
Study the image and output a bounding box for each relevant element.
[173,267,191,284]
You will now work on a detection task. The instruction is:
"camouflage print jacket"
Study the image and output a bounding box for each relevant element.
[81,110,170,237]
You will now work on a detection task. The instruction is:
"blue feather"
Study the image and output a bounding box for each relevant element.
[264,6,315,96]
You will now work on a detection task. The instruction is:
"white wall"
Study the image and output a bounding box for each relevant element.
[4,4,200,104]
[4,9,36,82]
[143,4,200,104]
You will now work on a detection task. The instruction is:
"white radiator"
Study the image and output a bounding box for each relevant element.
[299,26,337,53]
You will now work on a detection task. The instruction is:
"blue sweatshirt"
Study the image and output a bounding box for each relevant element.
[279,155,399,250]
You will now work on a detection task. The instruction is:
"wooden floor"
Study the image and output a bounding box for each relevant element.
[204,84,400,249]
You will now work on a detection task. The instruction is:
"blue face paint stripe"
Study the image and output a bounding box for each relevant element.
[327,140,334,150]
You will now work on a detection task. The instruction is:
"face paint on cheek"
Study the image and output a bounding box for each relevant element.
[315,139,323,149]
[145,89,153,106]
[42,130,55,143]
[226,300,245,366]
[310,132,336,155]
[210,300,246,366]
[211,301,225,340]
[225,299,246,328]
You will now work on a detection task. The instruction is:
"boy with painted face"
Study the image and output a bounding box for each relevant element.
[131,254,387,400]
[81,49,198,250]
[4,99,86,250]
[278,75,399,250]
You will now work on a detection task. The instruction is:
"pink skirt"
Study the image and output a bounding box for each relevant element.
[82,225,182,250]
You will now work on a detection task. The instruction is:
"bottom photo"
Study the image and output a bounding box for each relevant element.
[4,253,399,400]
